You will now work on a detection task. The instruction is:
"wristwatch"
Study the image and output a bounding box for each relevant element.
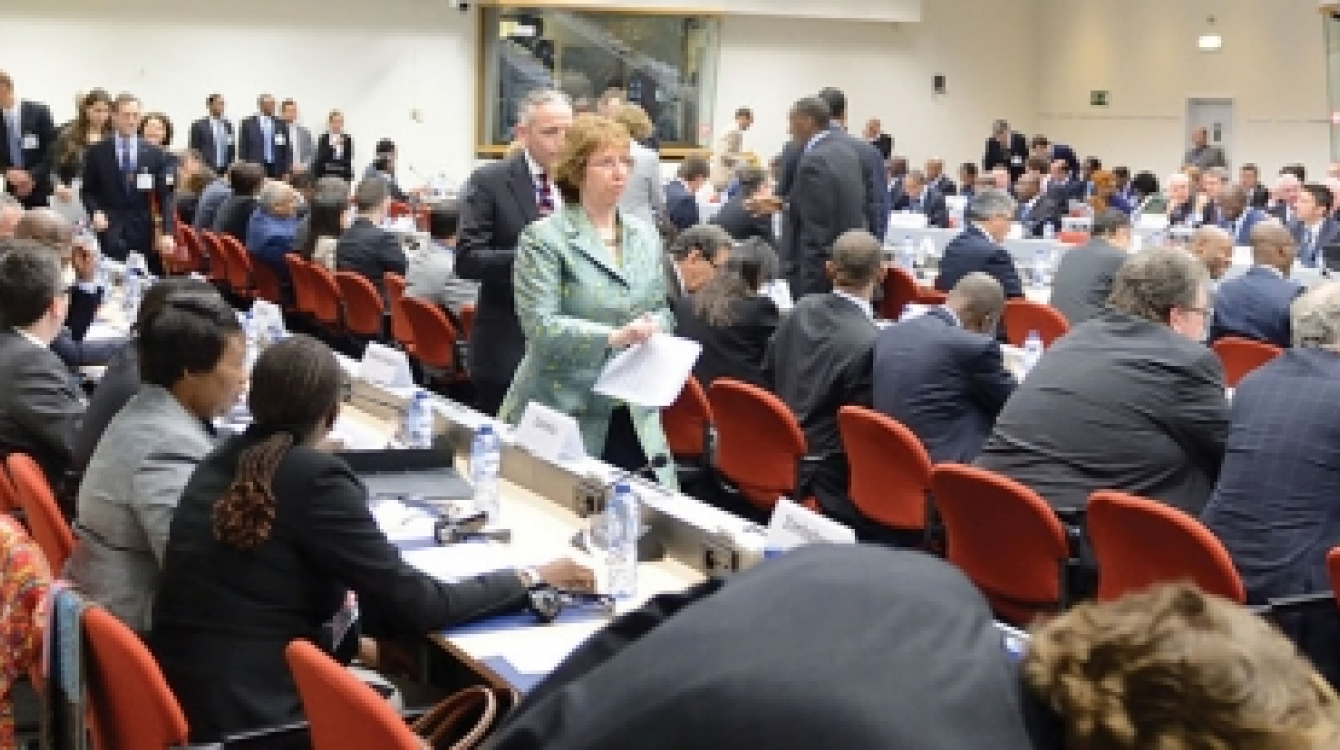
[516,566,542,589]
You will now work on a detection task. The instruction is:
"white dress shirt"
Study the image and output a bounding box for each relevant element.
[832,289,874,320]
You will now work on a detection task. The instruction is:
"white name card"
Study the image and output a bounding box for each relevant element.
[359,342,414,388]
[765,498,856,552]
[514,401,585,463]
[251,300,286,336]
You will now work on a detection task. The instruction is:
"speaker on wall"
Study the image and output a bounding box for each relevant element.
[933,75,946,94]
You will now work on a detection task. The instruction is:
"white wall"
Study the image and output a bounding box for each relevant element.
[1035,0,1330,177]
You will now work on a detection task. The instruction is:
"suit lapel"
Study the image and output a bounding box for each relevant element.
[506,153,541,224]
[564,207,627,284]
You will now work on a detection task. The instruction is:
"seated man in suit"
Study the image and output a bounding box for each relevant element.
[245,180,300,289]
[1013,172,1061,238]
[665,156,711,232]
[874,272,1015,465]
[763,230,884,537]
[1189,225,1235,296]
[1044,159,1084,204]
[406,199,478,317]
[977,249,1228,515]
[935,189,1023,299]
[1218,184,1266,247]
[335,177,407,296]
[1048,208,1132,326]
[890,171,949,228]
[665,224,731,305]
[1168,172,1216,228]
[1209,220,1302,349]
[1290,183,1340,268]
[0,240,86,498]
[925,158,956,197]
[710,165,774,246]
[956,163,978,200]
[1202,282,1340,686]
[1029,135,1079,179]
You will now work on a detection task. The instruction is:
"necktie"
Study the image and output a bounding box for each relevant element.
[120,137,133,176]
[5,111,22,169]
[261,117,274,163]
[1308,227,1317,263]
[536,172,554,216]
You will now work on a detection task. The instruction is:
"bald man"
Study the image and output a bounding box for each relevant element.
[1188,225,1235,285]
[1218,185,1266,247]
[874,271,1016,465]
[1208,220,1302,349]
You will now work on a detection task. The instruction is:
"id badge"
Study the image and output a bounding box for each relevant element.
[22,134,38,150]
[274,133,287,146]
[136,172,153,190]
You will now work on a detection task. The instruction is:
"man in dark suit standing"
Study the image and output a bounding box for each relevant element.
[890,171,950,228]
[238,94,292,180]
[935,189,1023,299]
[874,272,1015,464]
[664,156,710,232]
[925,158,956,197]
[978,249,1228,515]
[0,71,57,209]
[764,231,883,536]
[709,166,773,246]
[862,118,892,161]
[1201,282,1340,685]
[0,240,86,493]
[780,97,867,299]
[983,120,1029,182]
[188,94,234,174]
[334,177,407,297]
[1013,172,1062,238]
[457,89,573,416]
[1290,183,1340,268]
[817,88,887,242]
[80,93,176,269]
[1048,209,1132,326]
[1209,220,1302,349]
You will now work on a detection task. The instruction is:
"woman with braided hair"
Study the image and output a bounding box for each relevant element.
[150,334,592,746]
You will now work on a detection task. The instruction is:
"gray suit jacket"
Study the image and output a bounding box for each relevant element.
[291,124,315,170]
[406,241,480,315]
[0,329,85,492]
[618,142,665,228]
[64,385,215,632]
[1047,238,1128,325]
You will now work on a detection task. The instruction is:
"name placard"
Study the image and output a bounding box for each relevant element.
[359,342,414,388]
[514,401,585,463]
[765,498,856,552]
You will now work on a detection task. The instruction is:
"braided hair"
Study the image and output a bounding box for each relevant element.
[212,334,343,550]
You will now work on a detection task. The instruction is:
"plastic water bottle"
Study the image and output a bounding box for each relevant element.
[121,270,140,317]
[1042,223,1056,241]
[404,390,434,449]
[606,481,639,599]
[1032,244,1051,287]
[898,236,916,271]
[470,423,501,522]
[1021,330,1044,375]
[242,311,259,370]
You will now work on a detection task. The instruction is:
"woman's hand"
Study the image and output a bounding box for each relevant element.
[535,559,596,592]
[609,315,659,349]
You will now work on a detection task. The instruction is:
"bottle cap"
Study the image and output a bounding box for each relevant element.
[613,481,631,494]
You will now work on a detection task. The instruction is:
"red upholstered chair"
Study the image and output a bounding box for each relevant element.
[219,235,256,299]
[1056,230,1090,245]
[1213,337,1283,388]
[1327,547,1340,605]
[83,607,190,750]
[285,256,317,320]
[707,379,808,515]
[286,640,423,750]
[252,260,286,307]
[663,377,712,463]
[400,297,463,379]
[915,288,947,306]
[1003,299,1070,348]
[878,265,920,321]
[6,454,74,573]
[335,271,386,340]
[308,263,346,334]
[386,201,411,220]
[0,466,17,514]
[201,230,230,286]
[458,303,477,340]
[1087,490,1245,603]
[838,406,933,538]
[930,464,1071,625]
[383,272,416,355]
[177,225,206,275]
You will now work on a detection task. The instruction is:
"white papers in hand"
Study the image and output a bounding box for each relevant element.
[593,333,702,408]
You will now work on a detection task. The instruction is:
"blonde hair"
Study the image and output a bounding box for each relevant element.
[1024,584,1340,750]
[611,103,654,141]
[550,114,630,204]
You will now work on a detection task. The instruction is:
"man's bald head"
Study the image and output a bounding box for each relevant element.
[947,272,1005,335]
[1218,184,1248,222]
[1250,219,1297,274]
[1188,225,1234,280]
[13,208,73,257]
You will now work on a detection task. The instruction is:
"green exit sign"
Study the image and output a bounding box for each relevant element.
[1090,90,1110,107]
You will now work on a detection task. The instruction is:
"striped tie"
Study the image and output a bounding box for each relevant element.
[536,172,554,216]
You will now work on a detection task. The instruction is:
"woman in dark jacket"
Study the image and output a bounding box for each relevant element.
[674,237,780,388]
[150,335,591,746]
[211,160,265,243]
[312,110,354,182]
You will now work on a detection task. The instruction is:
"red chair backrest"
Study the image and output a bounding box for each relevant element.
[1212,337,1283,388]
[1327,547,1340,606]
[285,256,316,316]
[838,406,933,532]
[383,273,415,351]
[663,376,712,460]
[178,225,205,274]
[286,640,423,750]
[879,265,919,321]
[6,454,74,573]
[1057,230,1090,245]
[201,231,229,285]
[221,236,254,294]
[335,271,385,338]
[0,465,18,514]
[1087,490,1245,603]
[386,201,411,219]
[1004,299,1070,348]
[930,464,1069,624]
[83,607,189,750]
[915,288,947,306]
[308,263,345,329]
[707,379,807,513]
[458,303,477,340]
[400,297,460,371]
[252,259,285,306]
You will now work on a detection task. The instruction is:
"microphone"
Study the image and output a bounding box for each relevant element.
[570,453,670,562]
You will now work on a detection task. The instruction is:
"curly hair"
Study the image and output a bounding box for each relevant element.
[550,114,631,205]
[1024,584,1340,750]
[1106,248,1206,323]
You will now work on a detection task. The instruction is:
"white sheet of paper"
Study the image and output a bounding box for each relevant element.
[593,333,702,408]
[765,498,856,551]
[371,498,438,542]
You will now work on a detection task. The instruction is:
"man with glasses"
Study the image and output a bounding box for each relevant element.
[978,248,1228,516]
[664,224,732,305]
[1209,220,1303,350]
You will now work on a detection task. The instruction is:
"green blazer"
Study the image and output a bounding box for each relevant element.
[499,206,678,489]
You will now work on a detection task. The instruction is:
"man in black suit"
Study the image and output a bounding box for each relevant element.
[457,89,573,416]
[817,88,887,242]
[978,249,1228,515]
[983,119,1029,182]
[0,240,86,493]
[1201,283,1340,685]
[1044,159,1085,205]
[862,118,893,160]
[0,71,57,209]
[237,94,291,180]
[1239,163,1270,209]
[1048,209,1132,326]
[891,171,950,228]
[664,156,710,232]
[1290,183,1340,268]
[334,177,407,297]
[1209,220,1302,349]
[935,189,1023,299]
[764,230,883,536]
[664,224,731,306]
[188,93,234,174]
[80,93,176,270]
[1028,135,1080,180]
[780,97,867,299]
[874,272,1014,464]
[710,165,774,246]
[1013,172,1061,238]
[925,158,956,197]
